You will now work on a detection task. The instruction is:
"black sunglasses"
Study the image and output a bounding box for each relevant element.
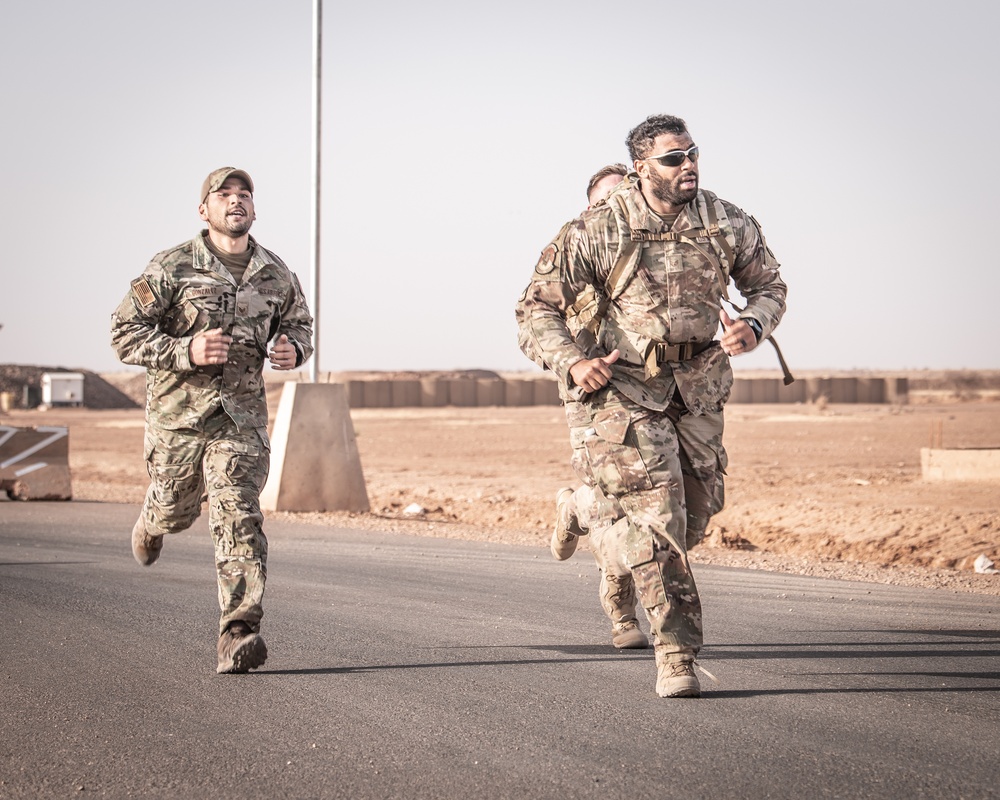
[644,145,699,167]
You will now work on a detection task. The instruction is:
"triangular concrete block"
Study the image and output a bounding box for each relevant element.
[261,382,370,512]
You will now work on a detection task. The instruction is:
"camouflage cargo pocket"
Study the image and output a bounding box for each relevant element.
[584,406,653,496]
[217,439,264,482]
[145,430,203,479]
[144,432,205,519]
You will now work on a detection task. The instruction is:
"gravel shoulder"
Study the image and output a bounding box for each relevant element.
[3,395,998,596]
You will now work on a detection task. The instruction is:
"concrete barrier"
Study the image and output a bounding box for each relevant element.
[921,448,1000,482]
[0,425,73,500]
[261,382,369,512]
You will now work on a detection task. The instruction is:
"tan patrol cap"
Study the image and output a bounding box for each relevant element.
[200,167,254,202]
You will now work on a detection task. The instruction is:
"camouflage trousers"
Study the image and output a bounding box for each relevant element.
[565,388,727,656]
[140,410,271,635]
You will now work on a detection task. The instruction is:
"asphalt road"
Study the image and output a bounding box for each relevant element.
[1,502,998,799]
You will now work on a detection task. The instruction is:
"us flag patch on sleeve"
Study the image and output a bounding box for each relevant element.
[131,278,156,309]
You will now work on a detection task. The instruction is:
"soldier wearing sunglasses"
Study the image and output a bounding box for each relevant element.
[517,114,787,698]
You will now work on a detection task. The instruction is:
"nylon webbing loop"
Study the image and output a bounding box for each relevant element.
[644,340,714,379]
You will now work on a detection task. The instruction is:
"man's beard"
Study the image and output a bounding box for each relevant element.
[648,170,698,208]
[210,211,253,237]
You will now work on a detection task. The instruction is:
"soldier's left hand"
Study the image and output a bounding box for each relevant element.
[719,310,758,356]
[269,334,298,370]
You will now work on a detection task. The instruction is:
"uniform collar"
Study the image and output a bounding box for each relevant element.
[619,179,703,234]
[194,231,272,278]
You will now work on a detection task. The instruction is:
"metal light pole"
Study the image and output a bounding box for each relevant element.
[261,0,369,513]
[309,0,322,382]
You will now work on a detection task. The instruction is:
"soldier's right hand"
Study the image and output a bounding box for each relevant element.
[190,328,233,366]
[569,349,619,393]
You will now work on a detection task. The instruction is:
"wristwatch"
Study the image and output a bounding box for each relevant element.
[745,318,763,342]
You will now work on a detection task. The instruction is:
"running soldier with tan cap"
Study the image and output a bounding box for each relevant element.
[111,167,313,674]
[517,115,787,697]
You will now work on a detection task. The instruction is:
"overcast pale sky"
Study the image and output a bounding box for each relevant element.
[1,0,996,375]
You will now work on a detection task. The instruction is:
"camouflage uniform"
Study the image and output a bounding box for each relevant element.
[517,177,786,661]
[111,231,313,634]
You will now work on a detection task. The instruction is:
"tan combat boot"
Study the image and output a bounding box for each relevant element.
[131,518,163,566]
[550,487,580,560]
[655,652,701,698]
[217,621,268,674]
[612,620,649,649]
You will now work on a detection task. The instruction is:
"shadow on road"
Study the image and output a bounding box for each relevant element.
[259,643,650,675]
[709,685,1000,699]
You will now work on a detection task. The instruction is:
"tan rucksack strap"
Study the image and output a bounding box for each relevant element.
[605,240,642,300]
[569,285,596,317]
[582,238,640,335]
[578,194,644,336]
[700,194,737,280]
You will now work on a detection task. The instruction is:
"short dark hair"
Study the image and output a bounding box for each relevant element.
[626,115,689,162]
[585,163,629,200]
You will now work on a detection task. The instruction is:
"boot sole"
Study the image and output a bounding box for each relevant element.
[656,678,701,698]
[217,634,268,674]
[613,630,649,649]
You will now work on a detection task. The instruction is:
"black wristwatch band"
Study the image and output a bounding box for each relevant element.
[745,318,763,341]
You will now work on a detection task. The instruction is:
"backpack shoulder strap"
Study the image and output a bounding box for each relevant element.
[581,193,641,334]
[699,190,736,274]
[605,191,643,300]
[696,190,735,303]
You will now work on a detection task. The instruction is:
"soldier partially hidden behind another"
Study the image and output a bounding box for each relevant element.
[516,115,787,697]
[111,167,314,674]
[520,163,653,652]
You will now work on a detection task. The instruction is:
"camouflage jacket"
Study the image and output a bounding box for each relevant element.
[516,179,787,413]
[110,231,314,431]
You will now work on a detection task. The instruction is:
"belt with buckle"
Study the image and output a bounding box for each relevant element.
[645,340,715,379]
[654,340,714,362]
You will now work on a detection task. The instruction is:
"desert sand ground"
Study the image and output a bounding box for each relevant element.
[3,386,998,596]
